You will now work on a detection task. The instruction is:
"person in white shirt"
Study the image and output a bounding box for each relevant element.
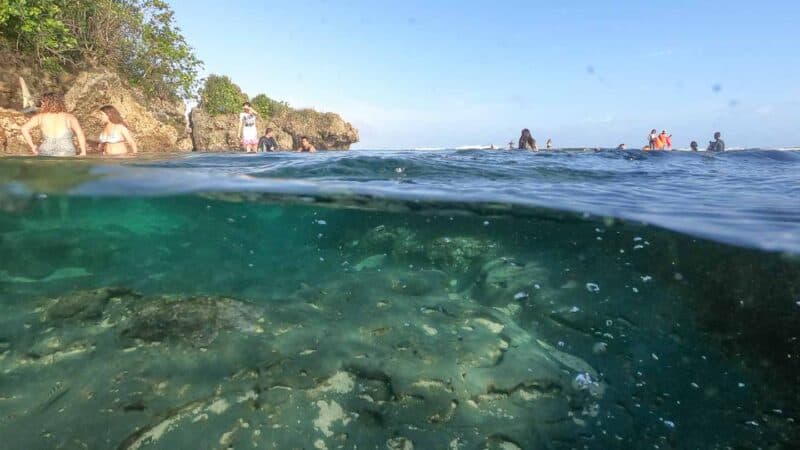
[238,102,259,152]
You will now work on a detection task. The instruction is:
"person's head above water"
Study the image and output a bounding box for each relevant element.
[690,141,698,148]
[520,128,531,138]
[98,105,128,127]
[39,92,66,114]
[714,132,721,140]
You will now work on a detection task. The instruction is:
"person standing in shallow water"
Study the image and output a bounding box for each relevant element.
[98,105,138,156]
[707,132,725,152]
[518,129,537,150]
[298,136,317,152]
[238,102,259,152]
[20,92,87,156]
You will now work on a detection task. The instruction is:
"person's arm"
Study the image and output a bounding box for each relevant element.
[720,140,725,152]
[532,139,538,151]
[119,126,138,154]
[237,114,243,139]
[309,145,317,153]
[20,114,40,155]
[69,114,87,156]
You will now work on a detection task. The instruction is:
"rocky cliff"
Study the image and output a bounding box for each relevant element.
[190,106,359,151]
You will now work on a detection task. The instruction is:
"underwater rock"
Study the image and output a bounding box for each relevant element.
[360,225,425,259]
[472,258,549,306]
[44,287,135,322]
[354,254,388,272]
[428,236,497,273]
[120,295,264,346]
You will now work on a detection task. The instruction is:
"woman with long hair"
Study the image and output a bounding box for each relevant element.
[518,128,537,150]
[97,105,138,156]
[20,92,87,156]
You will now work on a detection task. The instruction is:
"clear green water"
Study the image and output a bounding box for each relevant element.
[1,193,798,449]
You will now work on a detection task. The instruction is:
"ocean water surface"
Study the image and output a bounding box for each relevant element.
[0,149,798,449]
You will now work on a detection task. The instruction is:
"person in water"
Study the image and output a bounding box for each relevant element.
[518,129,537,150]
[507,141,514,150]
[616,143,626,150]
[545,138,553,150]
[648,129,658,149]
[238,102,259,152]
[707,132,725,152]
[298,136,317,152]
[653,130,672,150]
[20,92,87,156]
[258,128,278,152]
[690,141,699,152]
[98,105,138,156]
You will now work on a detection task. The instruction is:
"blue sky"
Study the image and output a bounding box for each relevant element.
[168,0,800,149]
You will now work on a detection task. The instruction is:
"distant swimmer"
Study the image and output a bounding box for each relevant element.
[690,141,699,152]
[507,141,514,150]
[98,105,138,156]
[707,132,725,152]
[298,136,317,152]
[518,129,537,150]
[20,92,87,156]
[546,138,553,150]
[616,143,626,150]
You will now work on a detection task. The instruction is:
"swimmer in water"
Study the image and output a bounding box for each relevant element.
[546,138,553,150]
[518,129,537,150]
[97,105,138,156]
[690,141,699,152]
[20,92,87,157]
[298,136,317,152]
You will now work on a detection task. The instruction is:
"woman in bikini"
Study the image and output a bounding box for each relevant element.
[20,92,87,157]
[98,105,138,156]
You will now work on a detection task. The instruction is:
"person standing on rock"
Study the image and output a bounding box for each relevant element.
[20,92,87,157]
[238,102,259,153]
[258,128,278,152]
[98,105,138,156]
[298,136,317,152]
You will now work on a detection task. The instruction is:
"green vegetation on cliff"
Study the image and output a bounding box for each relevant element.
[0,0,202,99]
[199,74,290,120]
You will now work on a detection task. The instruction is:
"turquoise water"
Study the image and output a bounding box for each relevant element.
[0,150,799,449]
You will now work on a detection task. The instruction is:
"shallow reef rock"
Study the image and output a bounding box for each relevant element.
[190,106,359,151]
[0,70,192,155]
[0,282,603,449]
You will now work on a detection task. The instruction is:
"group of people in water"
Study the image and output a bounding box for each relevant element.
[511,128,726,152]
[20,93,138,157]
[238,102,317,153]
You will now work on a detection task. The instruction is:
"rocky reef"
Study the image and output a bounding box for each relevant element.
[190,106,359,151]
[0,280,602,449]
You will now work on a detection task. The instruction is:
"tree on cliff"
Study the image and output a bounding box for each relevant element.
[0,0,202,99]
